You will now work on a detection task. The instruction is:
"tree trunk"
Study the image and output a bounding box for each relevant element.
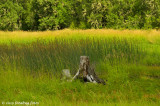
[72,56,106,85]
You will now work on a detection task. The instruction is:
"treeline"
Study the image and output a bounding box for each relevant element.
[0,0,160,31]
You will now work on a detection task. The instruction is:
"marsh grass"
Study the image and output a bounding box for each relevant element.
[0,37,143,72]
[0,29,160,105]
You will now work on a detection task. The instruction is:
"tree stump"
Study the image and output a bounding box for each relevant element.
[72,56,106,85]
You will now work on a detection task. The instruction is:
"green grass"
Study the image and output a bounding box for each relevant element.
[0,29,160,105]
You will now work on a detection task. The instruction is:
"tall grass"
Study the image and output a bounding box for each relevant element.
[0,37,143,72]
[0,29,160,105]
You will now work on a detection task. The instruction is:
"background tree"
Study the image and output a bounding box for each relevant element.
[0,0,160,31]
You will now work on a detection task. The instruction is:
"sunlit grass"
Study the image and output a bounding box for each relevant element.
[0,29,160,44]
[0,29,160,105]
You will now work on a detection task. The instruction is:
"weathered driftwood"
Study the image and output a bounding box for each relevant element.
[72,56,106,85]
[61,69,72,81]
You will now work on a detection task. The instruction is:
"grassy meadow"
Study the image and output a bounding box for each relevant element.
[0,29,160,105]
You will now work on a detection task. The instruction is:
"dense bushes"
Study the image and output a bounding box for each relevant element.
[0,0,160,31]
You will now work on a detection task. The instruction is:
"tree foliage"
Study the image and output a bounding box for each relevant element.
[0,0,160,31]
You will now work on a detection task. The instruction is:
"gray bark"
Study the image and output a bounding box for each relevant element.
[72,56,106,85]
[61,69,72,81]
